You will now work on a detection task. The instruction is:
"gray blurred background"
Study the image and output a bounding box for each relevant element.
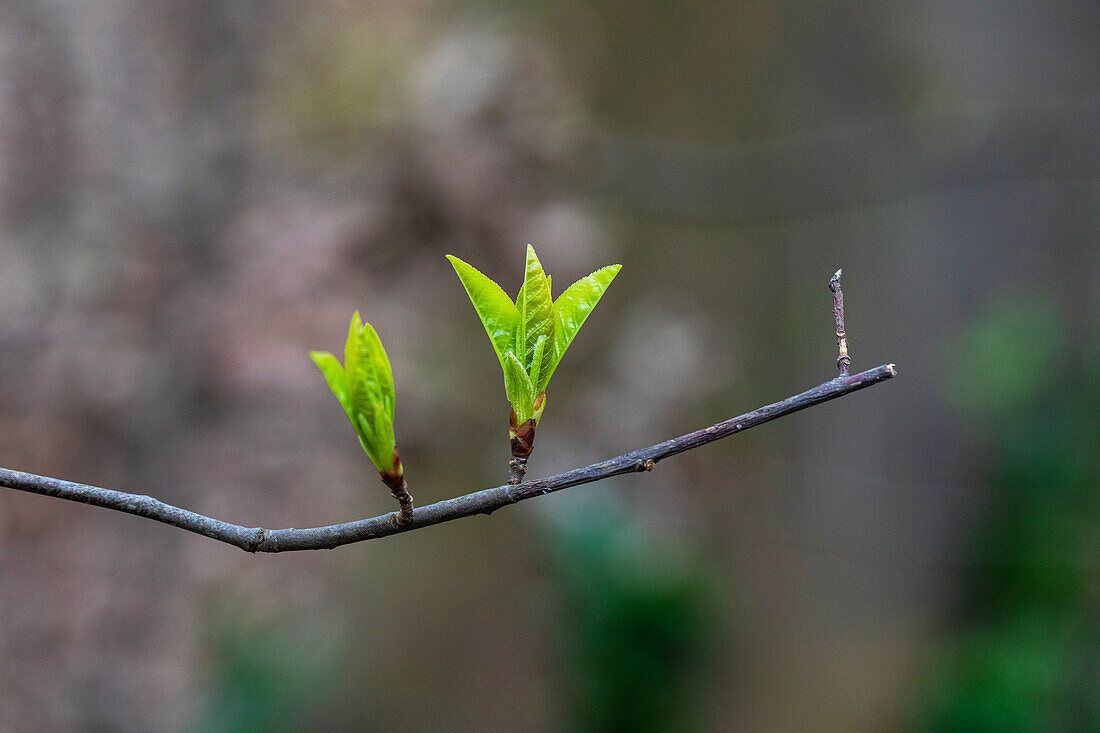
[0,1,1097,731]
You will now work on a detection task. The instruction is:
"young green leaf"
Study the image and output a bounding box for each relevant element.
[446,254,520,368]
[310,351,350,414]
[345,314,395,425]
[312,313,400,477]
[528,333,548,396]
[502,350,535,423]
[541,264,622,392]
[516,244,554,378]
[448,245,620,466]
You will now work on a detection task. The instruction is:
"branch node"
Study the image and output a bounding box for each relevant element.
[250,527,277,553]
[507,457,528,485]
[247,527,266,553]
[643,458,656,472]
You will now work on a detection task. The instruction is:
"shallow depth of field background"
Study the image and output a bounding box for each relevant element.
[0,2,1097,731]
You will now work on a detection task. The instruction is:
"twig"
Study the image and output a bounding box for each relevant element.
[0,364,896,552]
[379,459,414,525]
[507,458,528,485]
[829,269,850,377]
[388,479,415,526]
[507,403,537,484]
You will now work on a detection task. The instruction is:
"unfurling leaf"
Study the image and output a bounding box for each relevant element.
[448,245,620,460]
[545,263,622,391]
[502,350,535,422]
[310,351,350,411]
[445,254,520,368]
[312,313,400,478]
[516,245,554,379]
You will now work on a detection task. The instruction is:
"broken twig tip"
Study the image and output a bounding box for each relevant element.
[829,268,850,377]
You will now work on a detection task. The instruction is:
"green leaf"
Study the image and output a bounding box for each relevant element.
[344,314,395,423]
[502,350,535,423]
[446,254,520,368]
[542,263,621,391]
[528,334,548,395]
[357,403,396,473]
[313,314,399,475]
[448,246,620,434]
[310,351,349,414]
[515,245,554,378]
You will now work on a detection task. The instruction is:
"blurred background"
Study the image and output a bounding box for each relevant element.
[0,1,1097,730]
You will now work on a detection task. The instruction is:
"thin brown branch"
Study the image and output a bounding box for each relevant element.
[508,404,537,484]
[0,364,896,552]
[379,463,414,525]
[389,480,414,525]
[829,269,851,377]
[507,457,528,485]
